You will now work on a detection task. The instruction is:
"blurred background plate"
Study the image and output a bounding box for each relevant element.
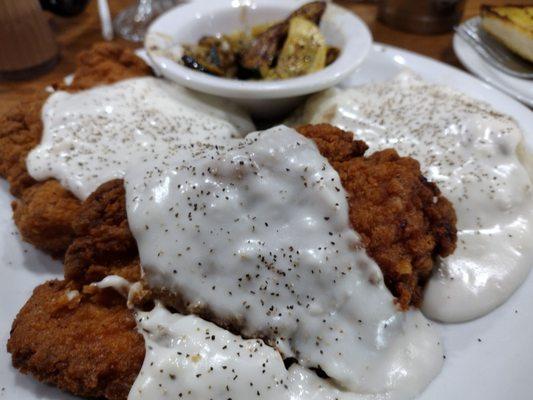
[453,29,533,108]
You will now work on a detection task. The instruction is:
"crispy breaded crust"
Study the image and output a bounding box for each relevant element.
[63,124,457,309]
[0,94,44,197]
[65,179,140,284]
[296,123,369,162]
[0,43,151,256]
[59,42,152,92]
[297,124,457,307]
[7,280,144,400]
[4,43,457,400]
[12,180,81,256]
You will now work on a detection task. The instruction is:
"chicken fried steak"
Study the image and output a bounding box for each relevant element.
[4,44,457,400]
[0,43,151,255]
[6,124,457,400]
[297,124,457,307]
[7,280,144,400]
[61,124,456,309]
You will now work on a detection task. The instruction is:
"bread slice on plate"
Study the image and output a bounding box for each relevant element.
[480,5,533,63]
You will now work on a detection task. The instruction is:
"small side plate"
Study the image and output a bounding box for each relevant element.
[454,19,533,108]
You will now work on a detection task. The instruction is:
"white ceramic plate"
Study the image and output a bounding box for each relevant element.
[1,44,532,400]
[453,21,533,108]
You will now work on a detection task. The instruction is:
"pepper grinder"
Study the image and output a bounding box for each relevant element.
[0,0,59,80]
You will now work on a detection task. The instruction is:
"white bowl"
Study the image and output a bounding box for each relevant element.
[145,0,372,119]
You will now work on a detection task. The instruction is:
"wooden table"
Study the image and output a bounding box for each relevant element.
[0,0,511,110]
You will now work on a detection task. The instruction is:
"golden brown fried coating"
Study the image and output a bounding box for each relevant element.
[65,179,140,284]
[4,40,458,400]
[297,124,457,308]
[58,42,152,92]
[7,280,145,400]
[1,42,151,256]
[296,123,369,162]
[339,149,457,307]
[12,180,81,256]
[64,125,456,309]
[0,94,44,197]
[6,122,457,400]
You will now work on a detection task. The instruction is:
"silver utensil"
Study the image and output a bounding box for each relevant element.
[455,17,533,80]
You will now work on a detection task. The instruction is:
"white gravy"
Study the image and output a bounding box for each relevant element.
[26,76,254,200]
[92,279,385,400]
[125,125,443,398]
[295,71,533,323]
[130,303,439,400]
[27,74,449,398]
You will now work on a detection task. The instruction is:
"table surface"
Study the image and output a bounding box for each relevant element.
[0,0,511,110]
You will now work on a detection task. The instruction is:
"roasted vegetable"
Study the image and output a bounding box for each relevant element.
[239,23,287,71]
[180,1,339,80]
[262,17,327,79]
[288,0,327,25]
[181,36,239,77]
[240,1,327,70]
[181,54,214,75]
[326,46,340,66]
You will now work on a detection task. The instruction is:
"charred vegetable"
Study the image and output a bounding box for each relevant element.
[240,1,327,70]
[181,36,239,77]
[262,17,327,79]
[326,47,340,66]
[180,1,340,81]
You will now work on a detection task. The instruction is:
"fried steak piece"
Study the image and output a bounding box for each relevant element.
[296,124,457,307]
[7,125,457,400]
[7,280,145,400]
[4,46,151,398]
[5,42,456,400]
[63,124,456,308]
[0,42,151,255]
[64,179,140,285]
[0,92,45,198]
[60,42,153,92]
[12,180,81,256]
[8,179,143,399]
